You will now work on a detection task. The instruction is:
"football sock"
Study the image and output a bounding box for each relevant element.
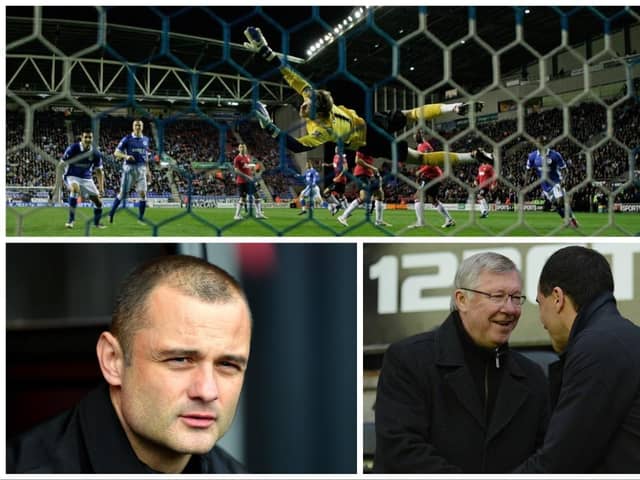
[406,104,444,122]
[68,196,77,222]
[342,198,360,219]
[94,207,102,226]
[480,198,489,214]
[375,200,383,223]
[415,201,424,225]
[418,151,474,166]
[110,196,121,218]
[436,202,451,220]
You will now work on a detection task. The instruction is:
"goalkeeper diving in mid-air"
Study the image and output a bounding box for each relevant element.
[242,26,493,167]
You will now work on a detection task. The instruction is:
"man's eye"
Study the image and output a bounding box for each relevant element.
[167,357,190,364]
[219,361,241,372]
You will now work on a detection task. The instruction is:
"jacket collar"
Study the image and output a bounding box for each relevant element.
[434,312,529,439]
[549,293,617,408]
[567,291,616,344]
[435,312,522,374]
[77,383,212,473]
[77,383,155,473]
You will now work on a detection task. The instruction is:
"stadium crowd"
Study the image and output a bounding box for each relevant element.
[387,97,640,208]
[6,111,300,202]
[6,96,640,209]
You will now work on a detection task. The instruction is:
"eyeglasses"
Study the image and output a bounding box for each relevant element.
[459,287,526,306]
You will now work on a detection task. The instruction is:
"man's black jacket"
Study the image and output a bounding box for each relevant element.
[6,383,246,473]
[374,312,549,473]
[514,292,640,473]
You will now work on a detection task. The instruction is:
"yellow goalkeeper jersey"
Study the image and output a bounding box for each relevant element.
[281,67,367,150]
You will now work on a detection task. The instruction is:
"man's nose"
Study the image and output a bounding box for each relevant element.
[501,296,521,313]
[188,364,219,402]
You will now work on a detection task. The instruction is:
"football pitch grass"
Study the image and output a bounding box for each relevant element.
[6,206,639,237]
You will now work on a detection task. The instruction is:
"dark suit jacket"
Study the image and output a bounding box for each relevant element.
[374,312,549,473]
[6,383,246,473]
[515,292,640,473]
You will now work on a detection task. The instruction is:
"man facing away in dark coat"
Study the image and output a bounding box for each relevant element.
[514,245,640,473]
[374,252,549,473]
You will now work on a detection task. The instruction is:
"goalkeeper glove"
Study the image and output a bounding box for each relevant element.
[255,102,271,128]
[243,27,277,62]
[254,107,280,138]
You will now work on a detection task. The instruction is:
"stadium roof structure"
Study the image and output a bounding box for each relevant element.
[6,5,640,107]
[306,6,640,92]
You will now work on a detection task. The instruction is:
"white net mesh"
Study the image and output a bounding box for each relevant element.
[6,6,640,236]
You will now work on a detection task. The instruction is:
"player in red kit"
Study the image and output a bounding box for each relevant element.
[415,128,434,154]
[475,158,496,218]
[338,151,390,227]
[233,143,265,220]
[409,163,456,229]
[324,146,349,216]
[409,130,455,228]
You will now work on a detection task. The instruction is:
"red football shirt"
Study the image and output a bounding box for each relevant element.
[417,140,434,153]
[476,163,496,189]
[353,151,375,177]
[417,164,443,180]
[234,154,252,184]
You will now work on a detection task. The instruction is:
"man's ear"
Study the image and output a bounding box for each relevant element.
[552,286,567,313]
[96,332,125,386]
[454,289,469,313]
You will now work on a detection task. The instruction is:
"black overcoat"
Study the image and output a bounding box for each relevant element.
[515,292,640,473]
[374,311,549,473]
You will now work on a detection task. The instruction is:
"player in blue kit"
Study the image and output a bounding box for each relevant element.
[298,160,322,215]
[526,144,579,228]
[108,119,152,223]
[61,128,105,229]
